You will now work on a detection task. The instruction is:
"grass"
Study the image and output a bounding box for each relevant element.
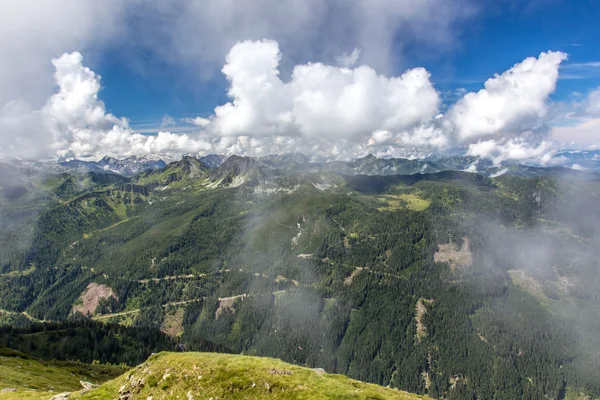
[117,208,198,254]
[0,349,124,400]
[0,265,36,278]
[508,270,553,308]
[375,194,430,212]
[73,352,431,400]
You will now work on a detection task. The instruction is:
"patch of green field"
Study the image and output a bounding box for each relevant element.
[508,270,552,307]
[1,265,36,278]
[375,194,430,212]
[564,386,597,400]
[0,349,124,400]
[74,352,431,400]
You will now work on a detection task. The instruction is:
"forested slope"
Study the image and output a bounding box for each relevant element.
[1,157,599,399]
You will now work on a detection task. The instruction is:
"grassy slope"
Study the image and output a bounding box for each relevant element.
[0,349,125,400]
[77,352,430,400]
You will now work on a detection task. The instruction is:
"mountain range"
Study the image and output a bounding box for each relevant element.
[1,150,600,399]
[3,150,599,180]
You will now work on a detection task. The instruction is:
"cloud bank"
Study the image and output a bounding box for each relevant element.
[0,42,568,162]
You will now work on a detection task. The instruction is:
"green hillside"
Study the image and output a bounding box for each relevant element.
[75,352,431,400]
[2,157,600,399]
[0,348,125,400]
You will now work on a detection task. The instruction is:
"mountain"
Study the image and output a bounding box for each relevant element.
[58,156,167,177]
[97,156,167,176]
[211,155,266,186]
[198,154,226,169]
[3,155,600,399]
[550,149,600,172]
[135,156,210,188]
[0,155,171,177]
[258,153,311,172]
[427,155,494,173]
[10,152,596,181]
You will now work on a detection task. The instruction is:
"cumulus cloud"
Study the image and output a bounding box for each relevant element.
[466,138,554,165]
[448,51,567,141]
[2,2,576,163]
[0,0,478,159]
[6,52,216,160]
[0,41,571,163]
[210,39,440,142]
[571,163,587,171]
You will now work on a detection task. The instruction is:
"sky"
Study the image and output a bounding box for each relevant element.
[1,0,600,162]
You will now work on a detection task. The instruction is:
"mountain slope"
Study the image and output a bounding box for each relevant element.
[74,352,431,400]
[0,348,125,399]
[211,155,266,186]
[135,156,210,188]
[4,161,600,398]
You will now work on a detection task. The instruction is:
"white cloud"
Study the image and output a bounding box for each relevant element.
[584,86,600,116]
[14,52,216,159]
[3,2,577,164]
[550,87,600,147]
[0,41,574,163]
[489,168,509,178]
[448,51,567,141]
[184,117,211,127]
[336,49,361,68]
[0,1,126,108]
[161,115,176,127]
[0,100,45,159]
[466,138,554,165]
[0,0,477,159]
[210,39,440,143]
[129,0,475,78]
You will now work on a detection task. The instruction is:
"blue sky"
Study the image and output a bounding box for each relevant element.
[90,0,600,130]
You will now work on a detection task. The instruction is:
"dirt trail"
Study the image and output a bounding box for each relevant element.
[93,299,201,321]
[137,269,229,284]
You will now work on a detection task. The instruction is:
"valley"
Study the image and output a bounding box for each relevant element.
[1,153,600,399]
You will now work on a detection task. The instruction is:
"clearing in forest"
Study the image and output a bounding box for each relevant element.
[72,283,116,316]
[434,237,473,271]
[415,298,434,343]
[375,193,431,212]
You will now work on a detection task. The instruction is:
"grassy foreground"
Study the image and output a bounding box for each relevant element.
[0,348,125,400]
[75,352,430,400]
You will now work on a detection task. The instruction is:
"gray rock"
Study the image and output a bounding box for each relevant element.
[50,392,71,400]
[80,381,99,391]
